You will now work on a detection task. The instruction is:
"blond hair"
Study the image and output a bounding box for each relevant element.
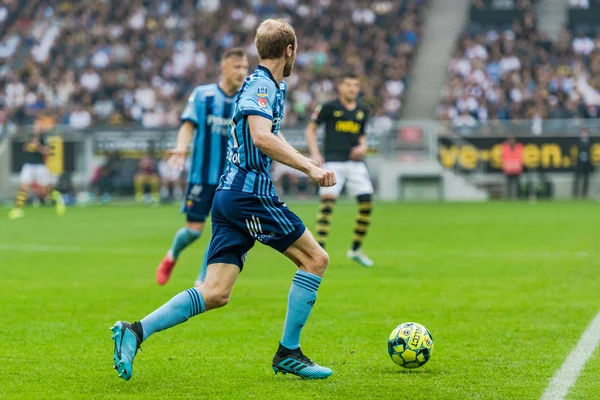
[255,19,296,60]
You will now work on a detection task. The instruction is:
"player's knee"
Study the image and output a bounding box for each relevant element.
[186,221,204,232]
[357,193,372,204]
[203,287,231,309]
[305,248,329,276]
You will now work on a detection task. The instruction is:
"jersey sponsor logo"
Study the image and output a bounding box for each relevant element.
[257,86,268,97]
[258,97,268,108]
[333,111,344,117]
[356,111,365,121]
[335,120,361,134]
[228,149,241,165]
[207,114,231,135]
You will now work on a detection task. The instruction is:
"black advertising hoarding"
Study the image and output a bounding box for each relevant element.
[438,136,600,173]
[11,137,76,173]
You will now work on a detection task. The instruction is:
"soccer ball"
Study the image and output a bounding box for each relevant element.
[388,322,434,369]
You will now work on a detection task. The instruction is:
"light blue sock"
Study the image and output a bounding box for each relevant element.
[140,288,205,341]
[196,250,210,283]
[281,271,322,350]
[170,227,201,260]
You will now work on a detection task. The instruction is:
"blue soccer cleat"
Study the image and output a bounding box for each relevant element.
[272,344,332,379]
[110,321,141,381]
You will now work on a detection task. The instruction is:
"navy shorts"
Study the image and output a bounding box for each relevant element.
[181,183,218,223]
[206,189,306,269]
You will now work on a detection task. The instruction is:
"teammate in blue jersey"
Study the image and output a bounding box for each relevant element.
[110,19,337,381]
[155,48,248,286]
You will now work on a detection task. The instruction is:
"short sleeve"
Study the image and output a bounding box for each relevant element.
[310,103,328,125]
[238,78,277,121]
[181,88,202,125]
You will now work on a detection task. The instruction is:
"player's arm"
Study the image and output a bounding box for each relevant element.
[305,104,325,165]
[169,88,202,170]
[248,116,335,187]
[350,109,370,161]
[173,121,195,153]
[38,135,51,156]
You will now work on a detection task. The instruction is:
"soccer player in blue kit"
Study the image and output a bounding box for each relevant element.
[110,19,337,380]
[156,48,248,286]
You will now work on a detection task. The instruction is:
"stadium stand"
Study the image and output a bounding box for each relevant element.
[436,0,600,135]
[0,0,428,133]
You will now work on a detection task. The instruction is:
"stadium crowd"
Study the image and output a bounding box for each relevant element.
[0,0,427,138]
[438,0,600,135]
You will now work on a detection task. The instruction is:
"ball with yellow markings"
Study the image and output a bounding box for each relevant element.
[388,322,434,369]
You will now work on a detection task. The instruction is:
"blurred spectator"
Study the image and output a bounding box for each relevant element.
[90,151,121,203]
[158,153,183,203]
[271,161,314,199]
[0,0,429,130]
[502,137,523,199]
[69,105,92,129]
[134,151,159,204]
[441,1,600,133]
[573,127,593,198]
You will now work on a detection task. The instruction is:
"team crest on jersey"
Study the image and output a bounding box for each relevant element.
[257,86,268,97]
[334,111,344,117]
[356,111,365,121]
[258,97,268,108]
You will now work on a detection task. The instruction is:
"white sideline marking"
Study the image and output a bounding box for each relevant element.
[540,310,600,400]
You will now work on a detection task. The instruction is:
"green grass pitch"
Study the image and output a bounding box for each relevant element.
[1,201,600,399]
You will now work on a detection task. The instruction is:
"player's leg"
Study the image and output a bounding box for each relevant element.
[150,174,160,203]
[160,177,170,202]
[346,161,374,267]
[111,262,241,380]
[133,173,145,202]
[113,197,253,380]
[194,248,210,286]
[315,162,345,248]
[261,202,332,379]
[156,219,203,285]
[9,165,33,219]
[37,165,65,216]
[156,184,216,285]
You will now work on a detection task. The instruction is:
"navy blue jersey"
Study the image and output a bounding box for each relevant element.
[181,83,237,186]
[218,66,287,196]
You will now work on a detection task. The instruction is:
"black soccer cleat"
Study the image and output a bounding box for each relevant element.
[272,343,332,379]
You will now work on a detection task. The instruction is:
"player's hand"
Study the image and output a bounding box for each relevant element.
[350,145,367,161]
[167,149,186,171]
[310,152,324,166]
[307,165,336,187]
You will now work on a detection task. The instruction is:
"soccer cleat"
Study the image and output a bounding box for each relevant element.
[110,321,141,381]
[156,254,177,285]
[347,248,374,268]
[8,208,24,220]
[52,191,66,216]
[272,344,332,379]
[135,193,144,203]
